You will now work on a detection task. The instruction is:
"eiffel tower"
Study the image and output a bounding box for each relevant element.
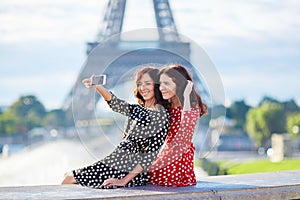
[63,0,208,130]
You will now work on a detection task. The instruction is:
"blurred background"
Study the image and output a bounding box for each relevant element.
[1,0,300,186]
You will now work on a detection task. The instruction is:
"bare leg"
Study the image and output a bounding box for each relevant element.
[61,172,77,185]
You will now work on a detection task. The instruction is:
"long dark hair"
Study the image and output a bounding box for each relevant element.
[134,67,169,108]
[159,64,208,117]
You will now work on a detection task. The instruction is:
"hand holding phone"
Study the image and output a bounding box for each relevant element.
[91,75,106,86]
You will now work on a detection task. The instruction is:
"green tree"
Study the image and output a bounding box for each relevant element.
[246,100,286,148]
[286,113,300,136]
[7,95,46,133]
[43,109,67,128]
[0,112,18,134]
[0,95,75,135]
[10,95,46,117]
[258,96,280,106]
[227,100,251,129]
[283,99,299,114]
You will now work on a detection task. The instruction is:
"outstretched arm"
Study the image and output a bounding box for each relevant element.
[82,74,112,101]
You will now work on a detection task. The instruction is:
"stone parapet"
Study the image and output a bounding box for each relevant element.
[1,170,299,200]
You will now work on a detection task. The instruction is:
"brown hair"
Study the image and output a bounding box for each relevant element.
[134,67,169,108]
[159,64,208,117]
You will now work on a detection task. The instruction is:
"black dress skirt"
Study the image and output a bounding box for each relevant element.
[73,93,169,188]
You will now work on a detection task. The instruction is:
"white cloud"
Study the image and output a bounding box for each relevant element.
[1,0,300,45]
[0,0,105,43]
[171,0,300,45]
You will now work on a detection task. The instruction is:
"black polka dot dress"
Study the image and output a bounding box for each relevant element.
[73,93,169,189]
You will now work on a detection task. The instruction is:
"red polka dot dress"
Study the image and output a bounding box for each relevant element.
[149,106,200,186]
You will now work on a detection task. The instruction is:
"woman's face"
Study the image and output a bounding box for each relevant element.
[137,73,155,102]
[159,73,176,100]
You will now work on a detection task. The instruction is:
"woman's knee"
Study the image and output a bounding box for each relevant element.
[61,173,77,184]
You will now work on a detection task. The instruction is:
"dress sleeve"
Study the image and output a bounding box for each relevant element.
[106,93,132,117]
[149,107,200,171]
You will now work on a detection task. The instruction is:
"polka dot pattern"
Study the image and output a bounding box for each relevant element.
[149,106,200,186]
[73,93,169,189]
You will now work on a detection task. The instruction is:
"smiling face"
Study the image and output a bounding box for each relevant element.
[137,73,155,102]
[159,73,177,100]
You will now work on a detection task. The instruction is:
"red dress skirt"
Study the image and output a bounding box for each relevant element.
[149,106,200,186]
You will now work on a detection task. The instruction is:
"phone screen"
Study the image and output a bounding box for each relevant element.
[92,75,106,85]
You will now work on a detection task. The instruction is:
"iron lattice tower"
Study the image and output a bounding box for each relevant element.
[63,0,208,129]
[86,0,182,54]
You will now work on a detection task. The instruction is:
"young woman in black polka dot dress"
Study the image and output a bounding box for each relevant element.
[61,67,169,189]
[149,64,208,186]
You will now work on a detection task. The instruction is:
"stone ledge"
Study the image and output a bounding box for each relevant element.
[1,170,300,200]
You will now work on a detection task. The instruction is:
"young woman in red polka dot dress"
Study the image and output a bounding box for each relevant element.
[149,64,207,187]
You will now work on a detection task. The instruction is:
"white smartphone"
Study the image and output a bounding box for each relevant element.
[91,75,106,85]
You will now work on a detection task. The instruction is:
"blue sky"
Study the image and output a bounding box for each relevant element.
[1,0,300,110]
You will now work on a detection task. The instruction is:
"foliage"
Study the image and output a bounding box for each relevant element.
[1,94,299,140]
[258,96,280,106]
[227,100,251,129]
[43,109,68,128]
[283,99,300,114]
[0,95,70,135]
[200,158,227,176]
[246,100,286,148]
[9,95,46,118]
[0,112,18,134]
[286,113,300,136]
[7,95,47,133]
